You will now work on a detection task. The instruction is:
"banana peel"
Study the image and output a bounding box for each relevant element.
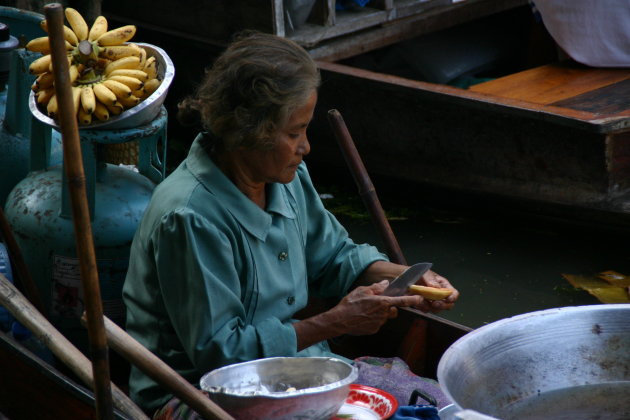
[562,272,630,304]
[408,285,453,300]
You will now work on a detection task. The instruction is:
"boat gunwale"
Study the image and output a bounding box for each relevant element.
[316,60,630,135]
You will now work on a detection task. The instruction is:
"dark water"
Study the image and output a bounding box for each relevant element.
[311,166,630,329]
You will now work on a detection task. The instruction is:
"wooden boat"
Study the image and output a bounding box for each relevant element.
[0,330,130,420]
[0,306,470,419]
[307,58,630,227]
[301,6,630,227]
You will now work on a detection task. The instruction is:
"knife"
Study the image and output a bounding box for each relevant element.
[381,262,433,297]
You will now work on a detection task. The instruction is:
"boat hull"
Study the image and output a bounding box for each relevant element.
[308,61,630,224]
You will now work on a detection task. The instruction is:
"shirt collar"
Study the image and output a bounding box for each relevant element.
[186,133,294,241]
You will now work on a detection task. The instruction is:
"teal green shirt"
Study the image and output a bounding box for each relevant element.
[122,135,387,413]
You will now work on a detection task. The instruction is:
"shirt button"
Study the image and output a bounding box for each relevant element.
[287,296,295,305]
[278,251,288,261]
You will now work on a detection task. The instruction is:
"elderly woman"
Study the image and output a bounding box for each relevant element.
[122,31,458,416]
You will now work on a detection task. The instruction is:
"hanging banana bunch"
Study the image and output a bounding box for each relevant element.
[27,7,163,125]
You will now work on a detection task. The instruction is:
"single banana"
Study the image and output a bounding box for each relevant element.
[117,94,140,108]
[69,64,80,83]
[36,87,55,105]
[93,101,110,121]
[26,37,73,54]
[108,68,148,81]
[143,56,158,80]
[106,75,143,91]
[104,56,141,76]
[35,72,55,90]
[407,285,453,301]
[71,86,82,115]
[46,94,58,118]
[100,44,142,61]
[106,102,124,116]
[63,25,79,46]
[25,36,50,53]
[132,88,146,99]
[102,79,132,99]
[80,85,96,114]
[78,107,92,125]
[96,25,136,46]
[88,16,108,42]
[92,82,118,106]
[65,7,88,41]
[138,46,147,68]
[29,54,52,75]
[143,78,161,96]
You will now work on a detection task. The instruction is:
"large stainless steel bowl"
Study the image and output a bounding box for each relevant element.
[437,304,630,420]
[29,42,174,130]
[200,357,357,420]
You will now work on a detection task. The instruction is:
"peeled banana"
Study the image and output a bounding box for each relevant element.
[26,6,163,126]
[408,285,453,301]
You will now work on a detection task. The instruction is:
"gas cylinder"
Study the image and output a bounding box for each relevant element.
[0,7,63,206]
[4,109,168,352]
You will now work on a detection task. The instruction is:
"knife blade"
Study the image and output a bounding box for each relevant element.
[381,262,433,297]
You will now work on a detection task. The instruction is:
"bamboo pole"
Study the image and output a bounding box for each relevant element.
[0,273,148,419]
[44,4,113,420]
[327,109,407,265]
[83,314,235,420]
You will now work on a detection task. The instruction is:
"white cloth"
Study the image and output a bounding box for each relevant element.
[533,0,630,67]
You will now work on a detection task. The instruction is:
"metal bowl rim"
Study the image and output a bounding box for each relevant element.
[28,42,174,131]
[200,356,358,399]
[437,304,630,408]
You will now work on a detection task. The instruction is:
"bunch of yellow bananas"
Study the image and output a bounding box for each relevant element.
[27,7,162,125]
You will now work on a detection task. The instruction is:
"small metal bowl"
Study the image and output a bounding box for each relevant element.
[29,42,174,130]
[200,357,358,420]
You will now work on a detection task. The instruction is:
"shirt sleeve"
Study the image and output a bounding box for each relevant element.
[152,208,299,371]
[294,164,388,298]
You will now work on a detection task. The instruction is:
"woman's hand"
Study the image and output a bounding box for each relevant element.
[353,260,459,314]
[293,280,422,350]
[413,270,459,313]
[329,280,423,336]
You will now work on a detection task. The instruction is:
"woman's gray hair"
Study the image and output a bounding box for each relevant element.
[177,31,321,151]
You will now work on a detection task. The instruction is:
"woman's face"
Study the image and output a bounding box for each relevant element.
[242,90,317,184]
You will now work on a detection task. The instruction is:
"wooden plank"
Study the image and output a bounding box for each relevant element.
[290,7,388,47]
[469,61,630,105]
[551,78,630,115]
[303,0,528,61]
[393,0,455,20]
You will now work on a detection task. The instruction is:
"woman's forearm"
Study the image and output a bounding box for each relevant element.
[353,260,407,288]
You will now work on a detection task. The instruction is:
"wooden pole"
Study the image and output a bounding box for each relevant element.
[44,4,113,420]
[327,109,407,265]
[84,314,235,420]
[0,273,148,420]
